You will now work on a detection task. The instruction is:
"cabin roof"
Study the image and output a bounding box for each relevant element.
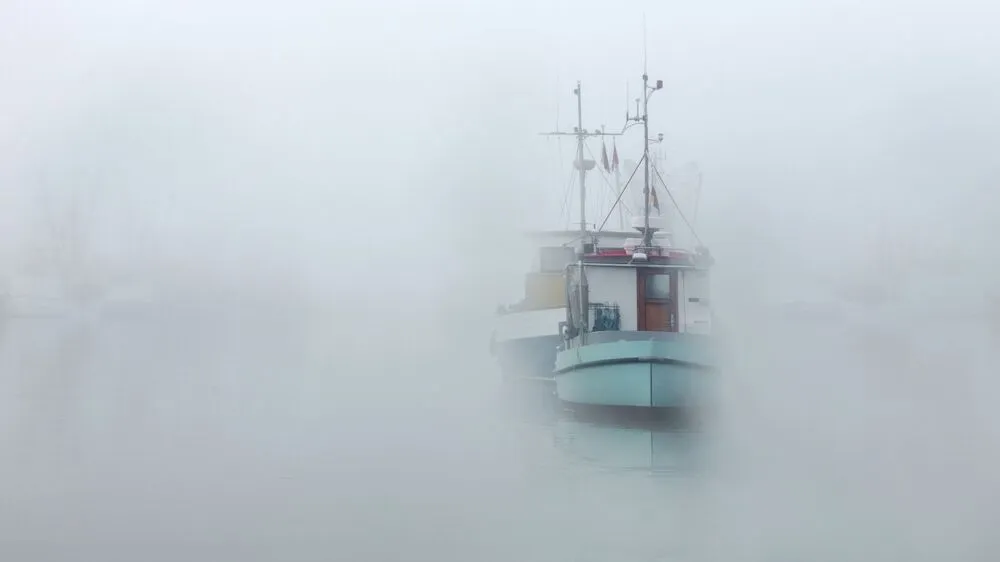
[581,248,713,269]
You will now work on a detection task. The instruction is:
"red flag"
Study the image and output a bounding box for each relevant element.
[649,186,660,213]
[611,142,619,171]
[601,143,610,171]
[649,164,662,213]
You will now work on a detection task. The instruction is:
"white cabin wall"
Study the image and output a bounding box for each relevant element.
[586,267,637,331]
[682,269,712,334]
[677,272,686,331]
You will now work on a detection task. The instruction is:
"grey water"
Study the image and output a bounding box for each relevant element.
[0,307,703,562]
[5,285,1000,561]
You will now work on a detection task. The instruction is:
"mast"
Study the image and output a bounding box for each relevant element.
[641,73,652,248]
[572,83,590,341]
[574,82,587,237]
[615,157,624,231]
[625,72,663,249]
[621,19,664,249]
[540,82,619,245]
[641,17,652,248]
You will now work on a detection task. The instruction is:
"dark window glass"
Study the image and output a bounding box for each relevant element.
[645,274,671,299]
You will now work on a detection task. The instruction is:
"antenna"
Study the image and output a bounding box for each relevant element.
[622,66,664,249]
[618,20,660,247]
[642,13,648,75]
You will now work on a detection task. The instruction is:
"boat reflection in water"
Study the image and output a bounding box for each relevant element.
[550,414,704,474]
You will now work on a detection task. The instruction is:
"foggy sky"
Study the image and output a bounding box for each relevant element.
[5,0,1000,290]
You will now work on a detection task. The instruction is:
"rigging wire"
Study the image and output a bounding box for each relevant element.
[544,131,575,229]
[692,167,702,227]
[652,162,705,248]
[597,153,646,232]
[579,139,606,223]
[584,142,634,217]
[555,76,565,222]
[554,82,567,228]
[557,162,577,229]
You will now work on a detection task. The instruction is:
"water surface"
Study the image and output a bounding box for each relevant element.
[0,307,705,562]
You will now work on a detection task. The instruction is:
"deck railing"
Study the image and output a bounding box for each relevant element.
[590,302,621,332]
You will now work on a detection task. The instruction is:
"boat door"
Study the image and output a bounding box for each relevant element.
[637,269,678,332]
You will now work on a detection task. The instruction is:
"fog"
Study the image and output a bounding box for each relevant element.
[3,0,1000,560]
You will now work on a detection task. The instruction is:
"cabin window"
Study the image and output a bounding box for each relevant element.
[645,274,672,300]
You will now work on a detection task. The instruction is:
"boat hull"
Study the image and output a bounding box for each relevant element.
[491,306,565,380]
[492,333,562,380]
[554,333,714,408]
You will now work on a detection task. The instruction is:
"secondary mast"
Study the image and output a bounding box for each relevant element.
[574,83,588,238]
[540,82,620,248]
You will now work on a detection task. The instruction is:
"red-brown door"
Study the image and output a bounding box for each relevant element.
[637,269,678,332]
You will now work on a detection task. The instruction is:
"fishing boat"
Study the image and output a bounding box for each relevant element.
[553,71,716,411]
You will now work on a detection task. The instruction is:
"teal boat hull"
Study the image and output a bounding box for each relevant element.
[553,333,714,408]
